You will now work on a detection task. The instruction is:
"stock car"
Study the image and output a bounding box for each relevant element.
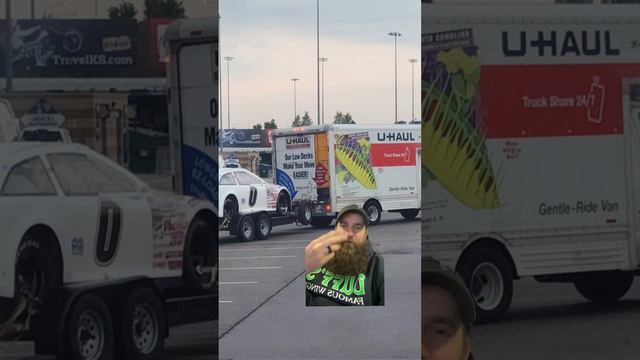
[219,167,291,240]
[0,142,217,333]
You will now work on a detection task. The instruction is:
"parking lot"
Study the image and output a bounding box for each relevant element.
[219,212,421,360]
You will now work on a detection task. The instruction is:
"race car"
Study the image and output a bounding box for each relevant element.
[0,142,217,326]
[218,167,291,229]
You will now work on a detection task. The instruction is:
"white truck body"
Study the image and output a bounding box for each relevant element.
[273,124,421,220]
[422,4,640,320]
[0,99,19,143]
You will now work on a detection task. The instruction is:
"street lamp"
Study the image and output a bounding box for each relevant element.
[224,56,233,130]
[316,0,320,125]
[291,78,299,125]
[319,58,328,124]
[42,1,67,18]
[409,58,418,123]
[388,31,401,124]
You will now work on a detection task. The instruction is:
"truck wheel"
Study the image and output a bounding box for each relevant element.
[65,294,114,360]
[297,203,312,225]
[255,213,272,240]
[237,215,255,242]
[363,201,382,225]
[183,217,217,294]
[118,287,166,360]
[276,191,290,216]
[459,247,513,323]
[574,271,634,303]
[400,209,420,220]
[14,236,62,325]
[311,217,333,228]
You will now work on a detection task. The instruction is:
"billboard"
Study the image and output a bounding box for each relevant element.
[221,129,263,148]
[0,19,137,77]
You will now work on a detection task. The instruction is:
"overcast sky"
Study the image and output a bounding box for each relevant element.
[220,0,420,129]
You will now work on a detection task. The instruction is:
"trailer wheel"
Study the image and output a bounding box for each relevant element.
[118,287,166,360]
[237,215,255,242]
[363,201,382,225]
[183,217,217,294]
[297,202,312,225]
[400,209,420,220]
[65,294,114,360]
[460,247,513,323]
[255,213,272,240]
[574,271,634,303]
[276,191,290,216]
[311,217,333,228]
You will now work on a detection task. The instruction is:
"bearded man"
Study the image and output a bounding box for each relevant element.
[304,205,384,306]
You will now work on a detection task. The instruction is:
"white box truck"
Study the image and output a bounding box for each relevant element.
[273,124,421,227]
[0,99,19,142]
[422,4,640,322]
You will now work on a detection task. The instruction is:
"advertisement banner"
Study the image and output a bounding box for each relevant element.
[0,19,136,77]
[221,129,263,148]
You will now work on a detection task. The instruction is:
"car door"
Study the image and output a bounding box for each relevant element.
[46,152,153,281]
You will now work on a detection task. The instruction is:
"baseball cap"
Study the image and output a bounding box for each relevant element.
[422,257,476,325]
[336,204,369,227]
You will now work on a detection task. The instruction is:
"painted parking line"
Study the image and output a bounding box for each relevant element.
[220,266,283,270]
[220,255,299,260]
[219,281,259,285]
[219,300,233,303]
[220,246,305,251]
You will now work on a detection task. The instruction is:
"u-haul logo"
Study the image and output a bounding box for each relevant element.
[502,30,621,57]
[376,132,415,142]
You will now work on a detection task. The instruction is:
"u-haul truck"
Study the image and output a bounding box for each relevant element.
[273,124,421,227]
[422,4,640,322]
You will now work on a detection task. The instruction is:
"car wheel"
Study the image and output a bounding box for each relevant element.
[183,218,217,294]
[276,191,290,216]
[65,294,114,360]
[237,215,255,242]
[363,201,382,225]
[223,197,238,227]
[118,287,166,360]
[255,213,272,240]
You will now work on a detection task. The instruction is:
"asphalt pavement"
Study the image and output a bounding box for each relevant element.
[472,277,640,360]
[218,212,421,360]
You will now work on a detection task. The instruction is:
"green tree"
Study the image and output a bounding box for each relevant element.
[333,111,355,124]
[253,123,263,130]
[264,119,278,129]
[291,115,302,127]
[108,1,137,19]
[144,0,185,19]
[301,111,313,126]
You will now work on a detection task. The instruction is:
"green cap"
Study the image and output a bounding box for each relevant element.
[422,257,476,325]
[336,204,369,227]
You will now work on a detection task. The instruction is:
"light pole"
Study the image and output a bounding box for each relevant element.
[224,56,233,130]
[291,78,299,125]
[31,0,35,19]
[5,0,12,93]
[409,58,418,123]
[388,31,401,124]
[319,58,328,124]
[316,0,320,125]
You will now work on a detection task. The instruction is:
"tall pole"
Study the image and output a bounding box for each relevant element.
[388,32,401,124]
[6,0,13,93]
[316,0,320,125]
[409,58,418,122]
[292,78,299,125]
[94,0,98,18]
[31,0,35,19]
[224,56,233,130]
[319,58,328,125]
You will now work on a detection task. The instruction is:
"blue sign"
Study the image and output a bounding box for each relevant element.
[276,169,298,200]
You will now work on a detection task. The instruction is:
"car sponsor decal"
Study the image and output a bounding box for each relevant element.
[148,194,189,269]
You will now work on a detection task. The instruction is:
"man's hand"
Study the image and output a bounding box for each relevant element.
[305,229,350,274]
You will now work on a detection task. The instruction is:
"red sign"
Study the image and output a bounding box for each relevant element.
[148,18,177,75]
[480,64,640,139]
[370,143,420,167]
[314,162,329,186]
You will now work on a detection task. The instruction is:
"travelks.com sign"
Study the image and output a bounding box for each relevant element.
[0,19,136,77]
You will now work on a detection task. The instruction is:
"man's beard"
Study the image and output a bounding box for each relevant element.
[324,238,370,276]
